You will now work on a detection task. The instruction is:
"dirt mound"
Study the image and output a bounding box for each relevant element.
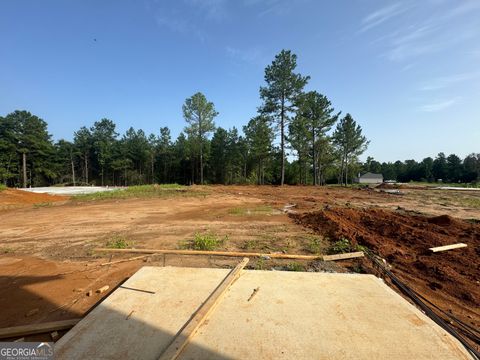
[0,188,68,206]
[292,207,480,331]
[376,182,399,189]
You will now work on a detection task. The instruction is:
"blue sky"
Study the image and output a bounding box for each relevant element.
[1,0,479,162]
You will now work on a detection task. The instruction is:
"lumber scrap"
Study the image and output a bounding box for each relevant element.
[94,248,363,261]
[429,243,467,253]
[100,254,150,266]
[322,252,364,261]
[158,258,249,360]
[0,319,81,339]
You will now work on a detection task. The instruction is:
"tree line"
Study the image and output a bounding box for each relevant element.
[1,50,477,187]
[363,153,480,184]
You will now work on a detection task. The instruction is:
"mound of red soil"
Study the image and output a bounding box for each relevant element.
[292,207,480,331]
[0,188,68,206]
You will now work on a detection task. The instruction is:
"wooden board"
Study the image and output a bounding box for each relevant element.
[0,319,80,339]
[158,258,249,360]
[322,251,364,261]
[94,248,364,262]
[429,243,467,253]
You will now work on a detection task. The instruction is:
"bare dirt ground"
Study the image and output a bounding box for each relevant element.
[0,185,478,346]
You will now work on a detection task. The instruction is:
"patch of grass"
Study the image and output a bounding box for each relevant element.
[106,235,131,249]
[285,262,305,272]
[255,258,266,270]
[306,237,322,254]
[0,184,6,192]
[181,232,227,251]
[74,184,207,201]
[328,237,352,255]
[33,202,53,208]
[228,205,273,216]
[243,239,259,251]
[2,247,14,254]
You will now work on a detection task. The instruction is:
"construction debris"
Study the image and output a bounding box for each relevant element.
[429,243,467,253]
[247,287,260,302]
[0,319,81,339]
[96,286,109,294]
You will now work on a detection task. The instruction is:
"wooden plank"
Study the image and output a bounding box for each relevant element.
[0,319,81,339]
[157,258,249,360]
[322,252,364,261]
[100,254,150,266]
[93,248,322,260]
[429,243,467,253]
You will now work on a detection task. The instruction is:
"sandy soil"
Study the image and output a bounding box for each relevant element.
[0,185,478,346]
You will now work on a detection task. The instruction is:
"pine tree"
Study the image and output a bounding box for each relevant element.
[259,50,309,185]
[183,92,218,184]
[332,114,369,186]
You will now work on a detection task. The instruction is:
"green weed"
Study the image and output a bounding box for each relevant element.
[285,262,305,272]
[182,232,227,251]
[106,235,131,249]
[328,238,352,254]
[33,202,53,208]
[306,237,322,254]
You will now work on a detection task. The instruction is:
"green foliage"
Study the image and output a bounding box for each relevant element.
[0,184,6,192]
[243,239,259,250]
[328,238,352,254]
[255,257,266,270]
[306,237,322,254]
[189,232,226,251]
[183,92,218,184]
[259,49,309,185]
[106,235,131,249]
[333,114,369,186]
[2,247,14,254]
[33,202,53,208]
[285,262,305,272]
[73,184,200,201]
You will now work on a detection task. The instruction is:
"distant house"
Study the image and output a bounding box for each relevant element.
[354,172,383,184]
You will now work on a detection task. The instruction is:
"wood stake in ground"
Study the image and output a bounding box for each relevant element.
[94,248,364,262]
[157,257,249,360]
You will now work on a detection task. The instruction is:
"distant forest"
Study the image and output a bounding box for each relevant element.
[1,50,478,187]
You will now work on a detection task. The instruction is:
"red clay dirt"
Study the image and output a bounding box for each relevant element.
[0,188,68,208]
[292,207,480,340]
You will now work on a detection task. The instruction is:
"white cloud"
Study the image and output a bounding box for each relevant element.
[419,72,480,91]
[360,3,409,32]
[419,98,459,112]
[225,46,270,66]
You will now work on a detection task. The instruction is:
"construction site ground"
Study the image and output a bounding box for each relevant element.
[0,184,478,350]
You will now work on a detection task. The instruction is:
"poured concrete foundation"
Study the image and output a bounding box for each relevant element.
[55,266,471,359]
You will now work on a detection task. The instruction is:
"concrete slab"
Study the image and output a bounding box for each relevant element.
[55,267,472,360]
[21,186,119,195]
